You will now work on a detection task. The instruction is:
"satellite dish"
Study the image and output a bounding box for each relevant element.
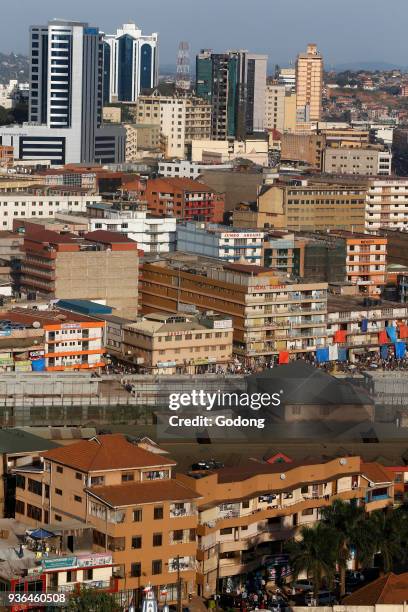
[32,321,41,329]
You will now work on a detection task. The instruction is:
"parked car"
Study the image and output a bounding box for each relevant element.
[292,579,314,592]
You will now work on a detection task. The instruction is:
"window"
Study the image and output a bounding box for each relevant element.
[90,476,105,486]
[189,528,196,541]
[74,495,82,503]
[122,472,134,482]
[153,533,162,547]
[302,508,314,516]
[85,569,93,581]
[152,560,162,575]
[220,528,233,535]
[132,536,142,549]
[133,508,143,522]
[75,472,82,481]
[56,466,63,474]
[242,500,250,509]
[173,529,183,542]
[16,475,25,490]
[154,506,163,520]
[131,563,141,578]
[27,504,42,521]
[55,488,62,496]
[28,479,42,496]
[66,571,77,583]
[55,514,62,522]
[395,472,403,483]
[15,500,25,515]
[301,486,309,494]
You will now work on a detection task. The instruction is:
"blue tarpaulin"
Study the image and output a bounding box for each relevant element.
[386,325,397,342]
[29,528,55,540]
[361,318,368,332]
[338,348,348,362]
[395,342,406,359]
[380,345,389,359]
[316,347,330,363]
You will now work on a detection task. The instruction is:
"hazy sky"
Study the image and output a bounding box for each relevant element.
[1,0,406,68]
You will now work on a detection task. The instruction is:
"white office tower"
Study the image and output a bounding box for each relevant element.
[0,20,125,165]
[103,23,159,103]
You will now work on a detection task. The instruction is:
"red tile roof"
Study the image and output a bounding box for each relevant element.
[342,572,408,605]
[84,230,137,244]
[87,479,200,507]
[361,462,392,484]
[42,434,176,472]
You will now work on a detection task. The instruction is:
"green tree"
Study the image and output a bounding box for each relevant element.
[286,523,339,597]
[320,499,368,597]
[66,589,121,612]
[367,508,408,573]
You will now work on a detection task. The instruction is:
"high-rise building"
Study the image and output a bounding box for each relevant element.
[196,49,267,139]
[264,83,286,132]
[0,20,125,165]
[103,23,158,103]
[295,43,323,125]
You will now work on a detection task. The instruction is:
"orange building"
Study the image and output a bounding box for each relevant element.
[13,434,199,601]
[329,231,387,295]
[0,145,14,168]
[143,177,224,222]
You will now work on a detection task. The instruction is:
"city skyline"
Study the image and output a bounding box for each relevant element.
[0,0,407,69]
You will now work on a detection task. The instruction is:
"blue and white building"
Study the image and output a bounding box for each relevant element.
[177,222,264,264]
[103,23,158,103]
[0,20,125,165]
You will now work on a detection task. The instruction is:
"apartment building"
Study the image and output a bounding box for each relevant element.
[264,84,286,132]
[143,178,224,223]
[233,180,367,232]
[365,178,408,231]
[177,457,393,594]
[90,209,176,254]
[122,312,233,373]
[136,92,212,157]
[327,295,408,361]
[0,190,101,231]
[158,160,233,180]
[328,231,387,295]
[19,229,139,317]
[0,307,105,372]
[177,222,264,265]
[0,145,14,168]
[13,434,200,599]
[141,256,328,363]
[41,166,143,194]
[323,146,392,176]
[295,44,323,125]
[262,231,295,273]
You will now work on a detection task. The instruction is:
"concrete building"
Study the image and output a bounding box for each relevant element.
[292,233,347,283]
[365,178,408,231]
[177,222,263,264]
[264,83,286,132]
[280,133,326,170]
[178,456,392,594]
[233,179,367,232]
[200,166,264,212]
[141,256,328,363]
[102,106,122,123]
[283,91,297,132]
[278,68,296,88]
[295,43,323,125]
[122,311,233,373]
[190,139,268,166]
[90,209,176,253]
[158,160,233,180]
[13,434,199,600]
[327,295,408,361]
[324,146,392,176]
[196,50,267,139]
[0,189,101,231]
[143,177,224,223]
[136,92,212,157]
[0,145,14,168]
[0,307,106,372]
[0,20,125,165]
[103,22,158,103]
[262,231,295,273]
[19,229,139,317]
[328,231,387,296]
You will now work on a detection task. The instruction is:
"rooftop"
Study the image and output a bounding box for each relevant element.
[0,428,59,454]
[0,307,104,328]
[342,572,408,605]
[87,479,200,508]
[41,434,176,472]
[327,295,404,313]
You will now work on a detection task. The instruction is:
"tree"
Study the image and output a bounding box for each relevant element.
[320,499,368,597]
[286,523,339,597]
[66,589,121,612]
[367,508,408,573]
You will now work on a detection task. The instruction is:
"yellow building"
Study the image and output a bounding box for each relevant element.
[296,43,323,125]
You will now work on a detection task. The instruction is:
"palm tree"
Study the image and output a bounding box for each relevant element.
[320,499,367,597]
[367,509,407,573]
[286,523,339,598]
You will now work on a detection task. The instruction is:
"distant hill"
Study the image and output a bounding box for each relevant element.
[0,52,29,84]
[331,61,405,72]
